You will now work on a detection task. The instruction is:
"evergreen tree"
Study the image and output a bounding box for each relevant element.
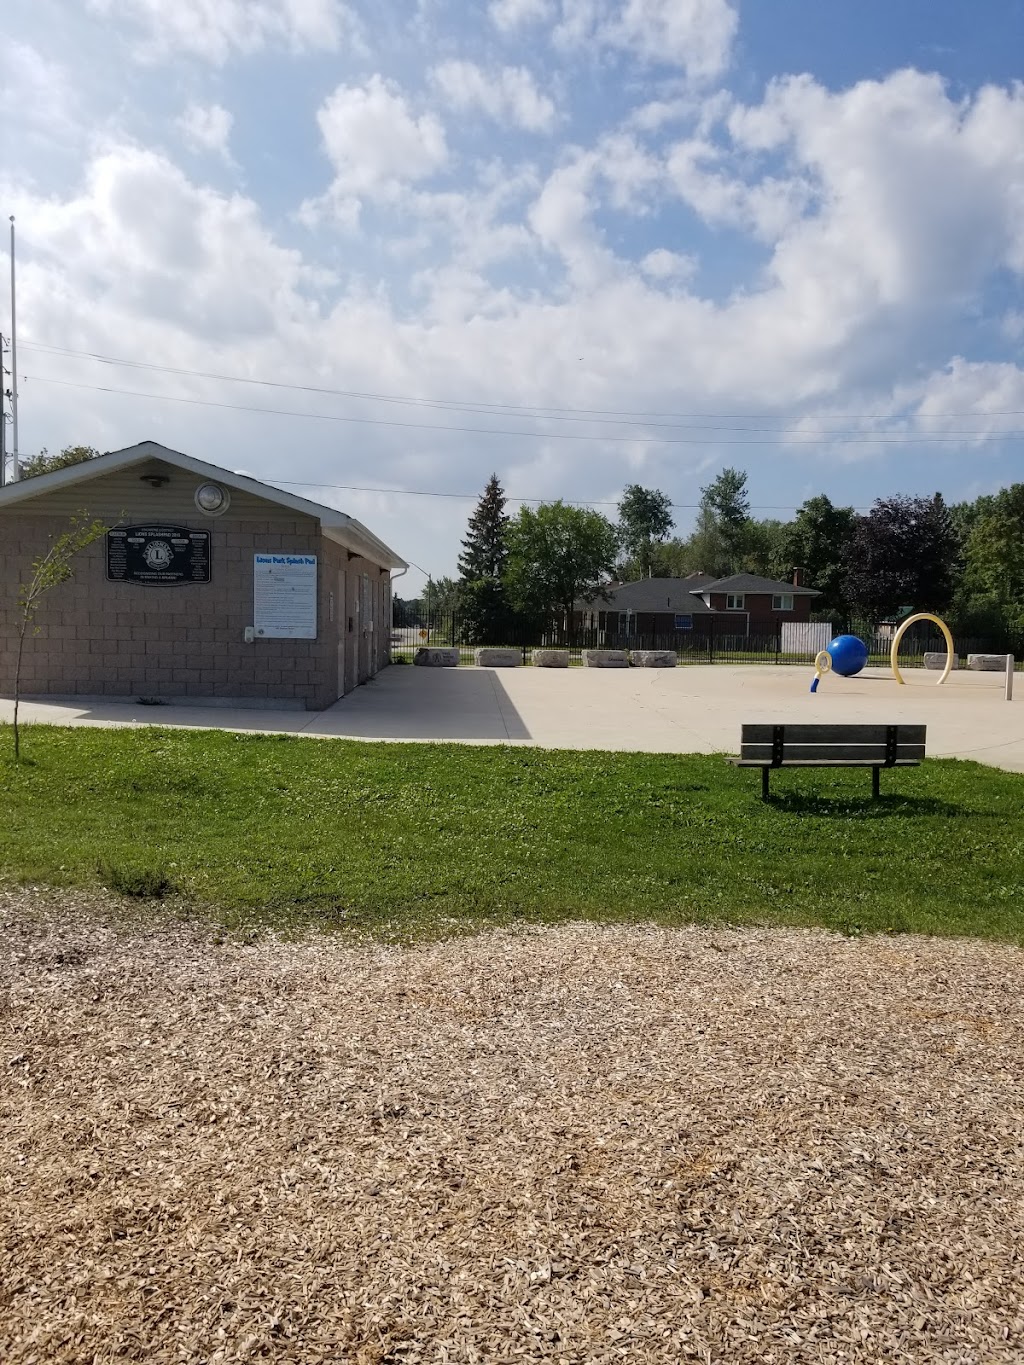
[458,474,509,580]
[458,475,512,644]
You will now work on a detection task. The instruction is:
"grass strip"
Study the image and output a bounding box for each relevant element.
[1,724,1022,943]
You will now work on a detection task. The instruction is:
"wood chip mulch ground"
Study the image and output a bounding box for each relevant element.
[2,887,1024,1363]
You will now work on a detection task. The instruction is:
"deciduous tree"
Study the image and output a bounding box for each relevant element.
[961,483,1024,635]
[21,445,101,480]
[697,467,750,573]
[505,501,619,635]
[783,495,857,615]
[844,494,959,621]
[12,513,109,762]
[616,485,674,578]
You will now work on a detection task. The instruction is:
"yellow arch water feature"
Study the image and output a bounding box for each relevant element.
[890,612,955,686]
[811,613,956,691]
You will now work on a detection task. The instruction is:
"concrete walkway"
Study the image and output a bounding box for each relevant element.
[2,664,1022,771]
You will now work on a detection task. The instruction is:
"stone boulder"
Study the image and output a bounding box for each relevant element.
[924,652,958,670]
[582,649,629,668]
[968,654,1008,671]
[532,649,569,668]
[474,647,521,667]
[630,650,676,668]
[413,647,460,667]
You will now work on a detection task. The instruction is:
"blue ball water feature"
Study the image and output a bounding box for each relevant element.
[826,634,869,677]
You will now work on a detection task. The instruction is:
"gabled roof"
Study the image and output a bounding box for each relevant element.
[0,440,407,569]
[579,577,715,613]
[692,572,819,597]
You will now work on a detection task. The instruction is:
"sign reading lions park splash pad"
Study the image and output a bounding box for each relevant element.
[106,526,211,585]
[253,554,318,639]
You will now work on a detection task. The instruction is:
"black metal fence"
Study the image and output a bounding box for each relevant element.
[391,609,1019,669]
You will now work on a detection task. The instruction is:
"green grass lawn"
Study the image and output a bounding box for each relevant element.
[1,724,1022,943]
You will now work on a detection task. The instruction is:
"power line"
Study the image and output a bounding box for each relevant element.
[19,340,1024,426]
[23,372,1024,446]
[272,479,868,512]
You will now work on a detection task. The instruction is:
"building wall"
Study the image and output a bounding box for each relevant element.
[0,460,391,709]
[707,591,813,628]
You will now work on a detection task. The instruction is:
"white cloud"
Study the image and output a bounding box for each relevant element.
[908,358,1024,438]
[177,103,234,160]
[431,61,557,133]
[640,248,696,281]
[665,137,813,241]
[614,0,738,80]
[726,71,1024,323]
[593,133,662,210]
[527,134,661,286]
[489,0,553,31]
[555,0,738,83]
[8,62,1024,585]
[1,41,78,140]
[399,168,540,274]
[87,0,359,63]
[528,154,610,287]
[311,75,448,221]
[10,146,322,342]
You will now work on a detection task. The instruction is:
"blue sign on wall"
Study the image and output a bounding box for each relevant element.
[674,614,693,630]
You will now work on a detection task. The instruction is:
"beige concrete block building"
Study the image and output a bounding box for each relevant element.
[0,441,407,710]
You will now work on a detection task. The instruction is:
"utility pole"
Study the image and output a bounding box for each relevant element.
[1,332,7,487]
[9,217,19,482]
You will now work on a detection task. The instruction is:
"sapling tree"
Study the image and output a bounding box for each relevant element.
[11,514,108,762]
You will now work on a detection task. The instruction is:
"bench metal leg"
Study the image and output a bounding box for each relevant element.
[762,767,770,801]
[872,767,880,799]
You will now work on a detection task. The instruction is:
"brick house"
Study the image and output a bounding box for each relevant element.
[688,572,820,634]
[577,575,717,638]
[578,571,819,640]
[0,440,406,710]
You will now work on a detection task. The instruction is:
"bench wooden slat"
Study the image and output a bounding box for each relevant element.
[730,721,928,799]
[740,723,926,744]
[731,758,921,768]
[739,743,926,762]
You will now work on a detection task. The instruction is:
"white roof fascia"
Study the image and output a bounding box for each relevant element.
[0,441,186,507]
[0,440,407,570]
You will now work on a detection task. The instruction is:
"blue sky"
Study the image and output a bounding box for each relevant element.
[4,0,1024,590]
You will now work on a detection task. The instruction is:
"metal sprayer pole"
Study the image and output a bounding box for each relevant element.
[1007,655,1015,703]
[9,218,19,481]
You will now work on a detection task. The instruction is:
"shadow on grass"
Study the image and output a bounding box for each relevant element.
[765,792,965,819]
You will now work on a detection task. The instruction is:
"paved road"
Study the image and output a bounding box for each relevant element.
[3,664,1022,772]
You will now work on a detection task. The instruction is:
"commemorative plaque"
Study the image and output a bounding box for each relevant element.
[106,526,211,585]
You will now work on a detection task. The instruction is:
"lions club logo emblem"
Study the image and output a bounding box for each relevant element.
[142,539,174,571]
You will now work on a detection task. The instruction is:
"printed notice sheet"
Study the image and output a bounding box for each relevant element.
[253,554,317,639]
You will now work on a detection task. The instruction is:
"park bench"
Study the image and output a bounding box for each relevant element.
[730,723,927,800]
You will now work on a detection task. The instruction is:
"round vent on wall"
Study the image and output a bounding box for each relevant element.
[195,482,230,516]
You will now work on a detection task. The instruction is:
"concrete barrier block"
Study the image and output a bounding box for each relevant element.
[413,647,460,667]
[582,649,629,668]
[924,652,958,669]
[474,647,521,667]
[630,650,676,668]
[532,649,569,667]
[968,654,1007,671]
